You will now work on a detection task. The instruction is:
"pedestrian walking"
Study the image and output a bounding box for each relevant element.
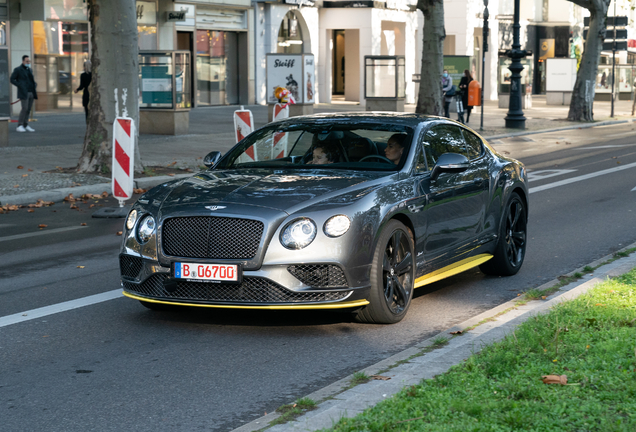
[441,69,453,118]
[75,60,92,122]
[459,69,473,123]
[10,55,37,133]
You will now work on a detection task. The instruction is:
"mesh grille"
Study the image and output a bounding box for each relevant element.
[120,255,143,279]
[287,265,349,288]
[123,274,351,304]
[162,217,264,259]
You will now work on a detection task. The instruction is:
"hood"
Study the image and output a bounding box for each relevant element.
[158,169,388,212]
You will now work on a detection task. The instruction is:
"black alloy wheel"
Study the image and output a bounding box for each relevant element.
[356,220,414,324]
[480,192,527,276]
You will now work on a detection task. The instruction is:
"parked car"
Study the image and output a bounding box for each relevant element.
[119,113,528,323]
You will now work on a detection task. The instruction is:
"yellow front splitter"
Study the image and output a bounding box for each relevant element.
[123,291,369,310]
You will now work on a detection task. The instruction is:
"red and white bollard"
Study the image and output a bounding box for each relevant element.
[112,117,135,208]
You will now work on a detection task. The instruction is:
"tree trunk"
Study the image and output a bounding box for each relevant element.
[78,0,141,173]
[567,0,610,122]
[416,0,445,115]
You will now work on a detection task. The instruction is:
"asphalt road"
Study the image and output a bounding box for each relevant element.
[1,123,636,431]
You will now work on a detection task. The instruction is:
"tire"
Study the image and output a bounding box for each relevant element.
[480,192,527,276]
[356,220,415,324]
[139,300,175,311]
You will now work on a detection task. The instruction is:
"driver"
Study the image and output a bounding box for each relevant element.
[384,134,407,165]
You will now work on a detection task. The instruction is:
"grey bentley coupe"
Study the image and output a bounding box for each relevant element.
[119,113,528,324]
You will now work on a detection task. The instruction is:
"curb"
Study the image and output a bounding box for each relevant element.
[483,117,635,140]
[231,241,636,432]
[0,174,191,206]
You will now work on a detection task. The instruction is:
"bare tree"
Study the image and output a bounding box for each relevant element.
[567,0,611,122]
[78,0,141,173]
[416,0,445,115]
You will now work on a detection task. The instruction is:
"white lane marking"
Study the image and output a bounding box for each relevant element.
[575,144,635,150]
[0,289,123,328]
[632,185,636,192]
[0,226,87,242]
[527,169,577,182]
[604,132,635,138]
[530,161,636,193]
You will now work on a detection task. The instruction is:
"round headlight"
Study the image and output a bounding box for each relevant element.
[280,218,317,250]
[136,215,156,244]
[126,209,138,230]
[324,215,351,238]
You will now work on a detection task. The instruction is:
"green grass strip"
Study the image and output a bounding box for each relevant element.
[321,269,636,431]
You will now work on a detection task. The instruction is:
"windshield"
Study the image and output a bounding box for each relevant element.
[216,123,414,171]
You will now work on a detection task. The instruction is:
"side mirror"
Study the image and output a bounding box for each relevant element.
[431,153,469,180]
[203,151,222,168]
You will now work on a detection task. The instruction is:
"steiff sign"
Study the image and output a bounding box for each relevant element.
[166,11,186,22]
[266,54,315,104]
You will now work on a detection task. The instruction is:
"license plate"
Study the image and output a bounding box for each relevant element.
[173,262,240,283]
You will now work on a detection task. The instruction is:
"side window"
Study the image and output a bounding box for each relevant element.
[462,129,484,160]
[415,147,428,172]
[423,125,467,165]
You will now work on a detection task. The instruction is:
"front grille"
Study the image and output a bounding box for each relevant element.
[162,216,264,259]
[120,255,143,279]
[288,265,349,288]
[124,274,352,304]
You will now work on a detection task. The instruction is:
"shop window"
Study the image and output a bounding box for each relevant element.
[137,1,157,50]
[277,11,303,54]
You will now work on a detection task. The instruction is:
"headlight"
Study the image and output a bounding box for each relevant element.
[324,215,351,238]
[136,215,156,244]
[280,218,317,249]
[126,209,138,230]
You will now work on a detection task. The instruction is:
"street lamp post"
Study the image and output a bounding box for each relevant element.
[504,0,528,129]
[480,0,489,131]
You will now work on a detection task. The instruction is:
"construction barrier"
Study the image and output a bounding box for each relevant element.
[112,117,135,207]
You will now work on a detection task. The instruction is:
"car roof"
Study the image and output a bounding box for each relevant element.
[271,112,440,128]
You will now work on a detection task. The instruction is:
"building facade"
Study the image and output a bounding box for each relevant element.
[4,0,635,119]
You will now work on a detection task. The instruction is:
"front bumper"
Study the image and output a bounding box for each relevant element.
[120,255,371,310]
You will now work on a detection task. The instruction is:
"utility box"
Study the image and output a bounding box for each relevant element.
[364,56,405,112]
[139,51,191,135]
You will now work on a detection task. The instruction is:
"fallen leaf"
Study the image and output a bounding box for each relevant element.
[77,266,85,269]
[169,161,177,166]
[28,168,33,171]
[371,375,391,381]
[22,174,28,177]
[116,231,123,236]
[101,192,109,198]
[64,193,76,202]
[133,188,147,194]
[80,223,87,226]
[13,185,19,188]
[450,330,463,335]
[38,224,48,228]
[89,204,95,208]
[541,375,567,385]
[541,295,547,300]
[17,165,23,169]
[167,173,175,176]
[27,209,34,213]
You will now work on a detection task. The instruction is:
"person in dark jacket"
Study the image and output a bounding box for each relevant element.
[10,55,38,133]
[458,69,474,123]
[75,60,92,122]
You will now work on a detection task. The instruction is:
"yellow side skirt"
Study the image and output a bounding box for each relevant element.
[414,253,493,289]
[123,291,369,310]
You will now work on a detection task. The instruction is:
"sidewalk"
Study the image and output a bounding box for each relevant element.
[1,96,635,206]
[234,242,636,432]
